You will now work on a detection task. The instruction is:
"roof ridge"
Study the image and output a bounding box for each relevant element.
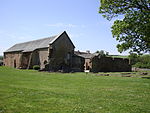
[4,31,67,53]
[16,35,58,45]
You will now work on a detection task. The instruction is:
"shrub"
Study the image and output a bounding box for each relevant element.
[130,54,150,69]
[33,65,40,70]
[138,55,150,69]
[139,55,150,63]
[133,62,143,68]
[134,62,150,69]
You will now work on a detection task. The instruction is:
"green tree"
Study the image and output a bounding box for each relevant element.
[99,0,150,54]
[133,55,150,68]
[95,50,109,56]
[128,53,139,65]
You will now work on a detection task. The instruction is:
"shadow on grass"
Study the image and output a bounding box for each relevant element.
[141,76,150,79]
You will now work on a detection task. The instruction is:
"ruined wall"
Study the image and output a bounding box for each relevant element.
[4,48,49,69]
[91,56,131,72]
[20,52,32,69]
[24,48,49,69]
[49,33,74,71]
[38,48,49,69]
[112,58,131,72]
[27,50,40,69]
[72,55,85,72]
[84,59,92,70]
[4,52,22,68]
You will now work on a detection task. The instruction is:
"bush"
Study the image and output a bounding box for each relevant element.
[133,62,143,68]
[133,62,150,69]
[133,55,150,69]
[33,65,40,70]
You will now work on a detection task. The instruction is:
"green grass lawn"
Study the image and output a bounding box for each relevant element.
[0,67,150,113]
[111,55,128,59]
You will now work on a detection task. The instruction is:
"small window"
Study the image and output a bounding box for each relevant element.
[67,52,71,60]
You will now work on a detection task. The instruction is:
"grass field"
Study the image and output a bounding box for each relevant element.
[0,66,150,113]
[110,55,128,59]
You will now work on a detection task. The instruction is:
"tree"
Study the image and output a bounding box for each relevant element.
[95,50,109,56]
[133,54,150,68]
[128,53,139,65]
[99,0,150,54]
[99,50,105,56]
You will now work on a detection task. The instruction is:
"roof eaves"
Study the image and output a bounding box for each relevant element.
[4,50,23,53]
[63,31,75,48]
[49,32,63,45]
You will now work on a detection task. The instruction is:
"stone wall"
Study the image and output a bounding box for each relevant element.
[48,32,74,71]
[91,56,131,72]
[38,48,49,69]
[20,52,31,69]
[72,55,85,72]
[4,52,22,68]
[27,51,40,69]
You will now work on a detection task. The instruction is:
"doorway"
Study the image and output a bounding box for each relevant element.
[14,59,16,68]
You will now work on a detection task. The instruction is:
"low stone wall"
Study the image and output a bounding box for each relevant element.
[91,56,131,72]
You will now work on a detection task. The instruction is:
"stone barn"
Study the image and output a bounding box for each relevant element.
[4,31,78,72]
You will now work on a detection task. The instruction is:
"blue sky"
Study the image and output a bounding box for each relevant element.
[0,0,128,55]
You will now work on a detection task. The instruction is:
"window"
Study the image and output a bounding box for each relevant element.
[67,52,71,60]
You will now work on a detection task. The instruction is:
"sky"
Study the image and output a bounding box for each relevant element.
[0,0,129,56]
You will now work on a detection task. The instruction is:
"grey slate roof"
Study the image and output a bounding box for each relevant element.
[4,32,64,53]
[5,36,57,53]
